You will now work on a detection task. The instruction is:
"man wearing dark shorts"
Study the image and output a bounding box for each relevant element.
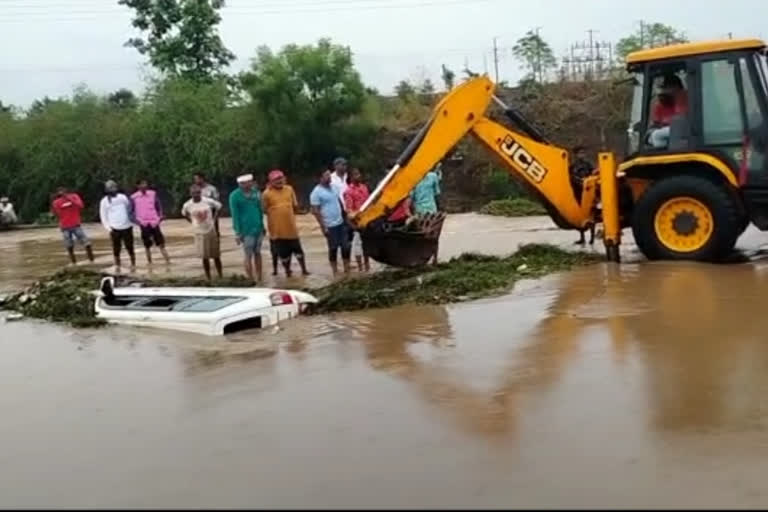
[310,169,350,275]
[262,169,310,277]
[131,179,171,265]
[99,180,136,273]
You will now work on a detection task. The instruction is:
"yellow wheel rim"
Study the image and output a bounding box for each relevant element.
[653,197,714,253]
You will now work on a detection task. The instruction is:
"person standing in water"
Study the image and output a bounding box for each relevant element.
[99,180,136,273]
[229,173,265,284]
[193,172,220,236]
[131,179,171,265]
[343,167,371,272]
[181,184,223,281]
[51,187,94,265]
[261,169,310,277]
[310,168,351,275]
[568,146,596,245]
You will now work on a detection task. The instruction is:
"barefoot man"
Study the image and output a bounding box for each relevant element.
[131,179,171,265]
[262,169,310,277]
[182,184,223,281]
[229,173,265,284]
[51,187,94,266]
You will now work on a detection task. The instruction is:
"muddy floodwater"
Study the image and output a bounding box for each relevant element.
[4,214,768,508]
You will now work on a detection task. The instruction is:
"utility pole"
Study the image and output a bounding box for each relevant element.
[639,20,646,48]
[492,36,500,83]
[587,29,597,76]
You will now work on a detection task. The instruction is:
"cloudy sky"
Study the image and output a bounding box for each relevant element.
[1,0,766,106]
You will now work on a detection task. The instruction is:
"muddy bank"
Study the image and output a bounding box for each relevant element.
[1,244,599,327]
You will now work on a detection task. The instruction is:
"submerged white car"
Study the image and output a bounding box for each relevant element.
[94,277,318,336]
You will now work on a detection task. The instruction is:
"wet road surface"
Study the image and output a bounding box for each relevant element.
[3,214,768,507]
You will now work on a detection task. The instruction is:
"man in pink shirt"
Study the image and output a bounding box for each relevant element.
[131,179,171,265]
[344,167,371,272]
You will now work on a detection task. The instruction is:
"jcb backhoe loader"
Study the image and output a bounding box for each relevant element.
[351,38,768,267]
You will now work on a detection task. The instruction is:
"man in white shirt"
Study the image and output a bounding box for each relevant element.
[0,197,17,225]
[99,180,136,272]
[330,156,349,204]
[182,184,223,281]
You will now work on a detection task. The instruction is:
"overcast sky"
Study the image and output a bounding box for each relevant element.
[1,0,766,106]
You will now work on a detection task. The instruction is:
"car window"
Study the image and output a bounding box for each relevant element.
[173,297,246,312]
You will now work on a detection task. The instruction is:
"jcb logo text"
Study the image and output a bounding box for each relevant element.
[499,136,548,183]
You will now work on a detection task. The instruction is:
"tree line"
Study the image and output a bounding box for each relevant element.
[0,0,685,221]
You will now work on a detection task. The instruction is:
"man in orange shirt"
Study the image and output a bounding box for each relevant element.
[261,169,309,277]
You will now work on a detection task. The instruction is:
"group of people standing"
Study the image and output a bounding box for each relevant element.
[44,155,443,282]
[308,157,444,274]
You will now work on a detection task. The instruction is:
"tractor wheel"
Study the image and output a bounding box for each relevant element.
[632,175,740,262]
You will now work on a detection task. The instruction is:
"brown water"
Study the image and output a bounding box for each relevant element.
[3,214,768,508]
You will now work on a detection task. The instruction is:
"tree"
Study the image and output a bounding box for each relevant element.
[395,80,416,99]
[118,0,234,82]
[239,38,372,175]
[441,64,456,91]
[616,22,688,61]
[512,30,557,84]
[418,79,436,96]
[0,101,10,114]
[107,88,138,110]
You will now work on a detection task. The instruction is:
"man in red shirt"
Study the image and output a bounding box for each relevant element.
[51,187,94,265]
[649,74,689,148]
[344,168,371,271]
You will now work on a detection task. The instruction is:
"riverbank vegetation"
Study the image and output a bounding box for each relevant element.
[479,198,547,217]
[1,244,600,328]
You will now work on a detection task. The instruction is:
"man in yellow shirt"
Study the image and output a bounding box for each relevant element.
[261,169,310,277]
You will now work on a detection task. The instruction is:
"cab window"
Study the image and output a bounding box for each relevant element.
[626,72,644,154]
[644,67,690,150]
[701,59,742,145]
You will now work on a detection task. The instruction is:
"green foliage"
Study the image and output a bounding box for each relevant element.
[441,64,456,91]
[119,0,234,82]
[312,244,600,313]
[512,30,557,83]
[484,167,523,200]
[107,89,139,110]
[239,38,374,175]
[616,22,688,61]
[479,198,546,217]
[395,79,416,99]
[34,212,57,226]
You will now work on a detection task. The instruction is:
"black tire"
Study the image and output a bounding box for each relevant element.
[632,175,740,262]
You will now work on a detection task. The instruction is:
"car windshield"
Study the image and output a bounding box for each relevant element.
[102,295,246,312]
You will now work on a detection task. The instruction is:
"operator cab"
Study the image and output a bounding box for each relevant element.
[626,39,768,185]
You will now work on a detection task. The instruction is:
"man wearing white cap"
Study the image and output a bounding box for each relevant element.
[229,173,265,283]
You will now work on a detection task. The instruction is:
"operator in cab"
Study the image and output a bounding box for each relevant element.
[648,74,689,149]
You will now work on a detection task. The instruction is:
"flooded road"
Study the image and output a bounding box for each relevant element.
[3,214,768,507]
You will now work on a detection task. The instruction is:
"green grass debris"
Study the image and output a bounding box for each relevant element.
[479,197,546,217]
[1,244,600,327]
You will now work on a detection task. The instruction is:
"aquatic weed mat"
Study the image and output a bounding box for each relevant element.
[311,243,601,314]
[0,244,600,326]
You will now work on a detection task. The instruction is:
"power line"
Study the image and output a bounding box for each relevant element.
[0,0,495,22]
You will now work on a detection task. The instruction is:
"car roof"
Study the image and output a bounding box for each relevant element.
[626,38,766,65]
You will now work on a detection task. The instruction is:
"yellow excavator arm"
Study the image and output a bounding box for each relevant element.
[352,75,621,266]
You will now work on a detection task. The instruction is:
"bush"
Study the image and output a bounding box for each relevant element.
[479,198,546,217]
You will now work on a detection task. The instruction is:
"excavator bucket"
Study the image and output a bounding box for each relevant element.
[361,212,447,267]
